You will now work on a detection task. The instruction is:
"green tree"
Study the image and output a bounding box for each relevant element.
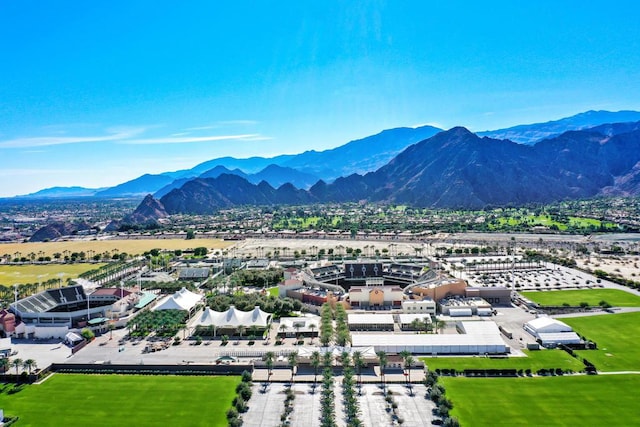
[376,350,387,390]
[311,350,321,384]
[265,351,275,383]
[288,351,298,383]
[0,357,9,376]
[23,358,36,375]
[80,328,95,341]
[11,358,23,376]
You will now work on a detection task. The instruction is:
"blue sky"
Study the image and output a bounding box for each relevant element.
[1,1,640,196]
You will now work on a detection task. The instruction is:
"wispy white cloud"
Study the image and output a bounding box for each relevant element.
[0,127,146,148]
[236,135,273,141]
[119,134,263,145]
[184,120,259,131]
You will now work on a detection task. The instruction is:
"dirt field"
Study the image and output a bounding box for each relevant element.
[575,254,640,282]
[233,238,425,259]
[0,238,233,258]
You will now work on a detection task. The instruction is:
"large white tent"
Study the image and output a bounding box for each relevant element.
[195,305,272,331]
[524,316,581,347]
[153,288,202,311]
[352,333,507,355]
[352,321,508,355]
[524,317,573,337]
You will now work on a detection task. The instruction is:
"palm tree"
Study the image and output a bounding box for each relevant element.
[249,325,259,340]
[264,351,275,383]
[308,323,317,343]
[237,325,246,341]
[23,358,36,375]
[435,319,446,334]
[0,358,9,377]
[376,351,387,390]
[352,350,364,387]
[410,318,424,332]
[11,358,23,376]
[294,323,302,340]
[287,351,298,384]
[310,350,321,385]
[279,323,288,339]
[405,355,415,388]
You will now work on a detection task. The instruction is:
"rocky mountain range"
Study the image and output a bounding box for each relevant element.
[479,110,640,144]
[12,110,640,203]
[151,123,640,214]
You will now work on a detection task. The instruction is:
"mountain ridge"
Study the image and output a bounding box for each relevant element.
[154,125,640,213]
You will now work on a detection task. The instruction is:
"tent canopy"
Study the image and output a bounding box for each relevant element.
[153,288,202,311]
[195,305,272,329]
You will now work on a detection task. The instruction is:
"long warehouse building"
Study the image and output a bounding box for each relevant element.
[351,321,508,355]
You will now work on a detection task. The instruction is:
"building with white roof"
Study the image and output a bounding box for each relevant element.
[402,299,436,315]
[348,313,395,331]
[524,316,581,347]
[194,305,272,336]
[278,316,320,338]
[397,313,433,331]
[352,332,507,355]
[153,287,203,312]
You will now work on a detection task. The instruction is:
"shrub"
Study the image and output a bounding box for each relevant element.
[226,407,239,420]
[241,370,252,383]
[80,328,95,341]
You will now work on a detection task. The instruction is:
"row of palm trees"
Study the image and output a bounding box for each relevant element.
[409,316,446,334]
[0,357,37,376]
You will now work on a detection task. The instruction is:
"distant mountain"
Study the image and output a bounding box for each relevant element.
[479,110,640,145]
[29,221,91,242]
[94,174,175,198]
[199,165,248,180]
[247,164,319,189]
[17,110,640,199]
[146,126,640,212]
[181,155,294,177]
[18,186,99,198]
[159,174,312,214]
[155,166,248,198]
[104,194,168,231]
[154,164,318,198]
[279,125,442,181]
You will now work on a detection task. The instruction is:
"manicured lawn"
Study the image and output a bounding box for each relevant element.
[421,349,584,372]
[522,289,640,307]
[0,239,232,259]
[267,286,279,297]
[442,375,640,426]
[563,311,640,372]
[0,374,240,427]
[0,263,105,286]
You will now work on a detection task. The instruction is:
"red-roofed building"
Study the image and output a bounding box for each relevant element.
[0,309,16,334]
[89,288,133,303]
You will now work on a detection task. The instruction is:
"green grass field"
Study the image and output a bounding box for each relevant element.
[0,374,239,427]
[267,286,279,297]
[0,263,105,286]
[441,375,640,426]
[563,311,640,372]
[522,289,640,307]
[421,349,585,372]
[491,214,616,231]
